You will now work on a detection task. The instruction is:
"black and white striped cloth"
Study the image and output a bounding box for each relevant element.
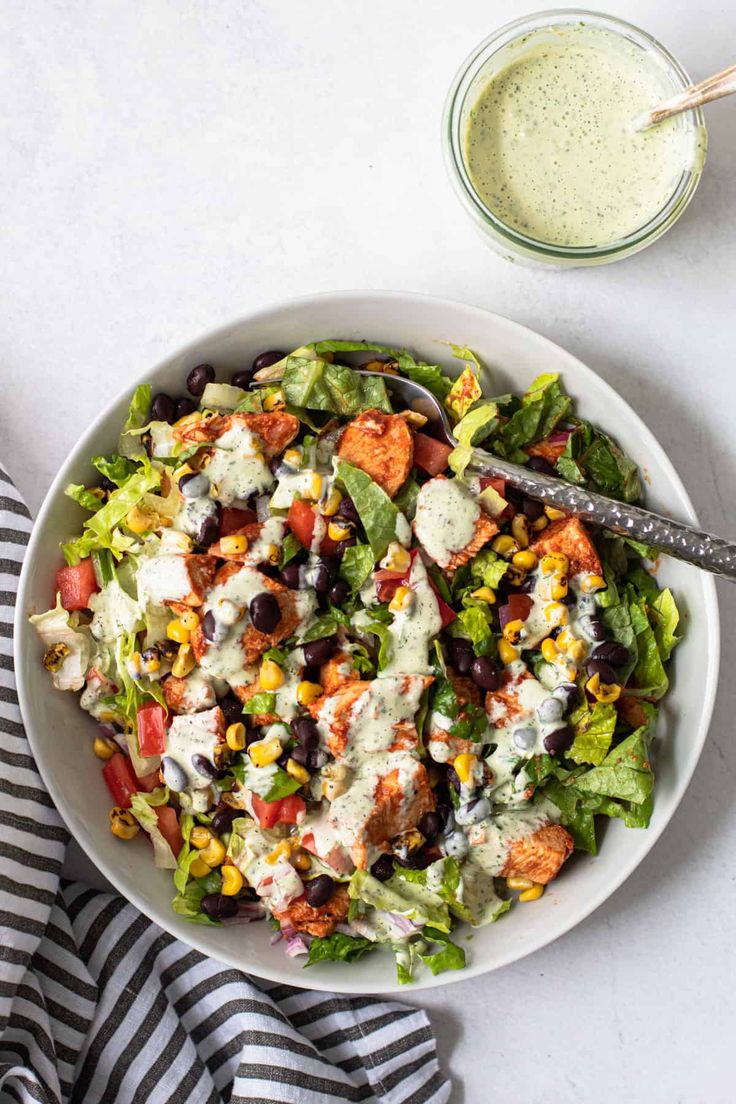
[0,465,451,1104]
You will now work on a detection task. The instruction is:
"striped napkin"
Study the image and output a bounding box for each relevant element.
[0,464,451,1104]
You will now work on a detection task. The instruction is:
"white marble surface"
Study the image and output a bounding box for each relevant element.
[2,1,735,1100]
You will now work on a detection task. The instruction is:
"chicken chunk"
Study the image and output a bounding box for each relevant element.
[501,824,574,885]
[337,409,413,498]
[163,670,217,715]
[530,516,602,578]
[172,410,299,457]
[308,674,432,761]
[319,651,361,695]
[136,554,218,608]
[272,884,350,937]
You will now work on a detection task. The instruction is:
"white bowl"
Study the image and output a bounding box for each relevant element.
[15,291,719,993]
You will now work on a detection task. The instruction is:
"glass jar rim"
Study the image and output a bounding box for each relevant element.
[443,8,707,261]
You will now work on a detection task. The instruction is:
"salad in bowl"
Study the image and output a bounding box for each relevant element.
[30,339,682,983]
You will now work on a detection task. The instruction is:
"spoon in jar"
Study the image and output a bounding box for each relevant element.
[634,63,736,130]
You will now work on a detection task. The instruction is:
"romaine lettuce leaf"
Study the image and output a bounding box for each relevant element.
[339,543,375,592]
[418,927,466,976]
[500,373,571,452]
[469,548,509,589]
[172,867,223,925]
[394,477,420,520]
[348,869,451,932]
[29,595,93,691]
[628,592,669,699]
[650,588,681,662]
[556,421,640,502]
[575,724,654,804]
[61,462,161,565]
[130,786,178,869]
[305,932,376,966]
[119,384,152,459]
[65,484,104,512]
[335,460,398,559]
[241,691,276,715]
[568,700,617,766]
[282,356,391,415]
[92,453,138,487]
[301,606,351,642]
[445,366,482,422]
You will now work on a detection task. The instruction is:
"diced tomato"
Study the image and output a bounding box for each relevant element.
[154,805,184,859]
[251,793,306,829]
[102,753,139,809]
[287,498,341,556]
[480,476,506,498]
[137,702,167,757]
[56,558,99,611]
[136,769,162,793]
[413,433,453,476]
[506,593,534,623]
[220,506,257,536]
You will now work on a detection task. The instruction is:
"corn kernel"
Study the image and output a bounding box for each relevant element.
[220,534,249,555]
[263,389,285,412]
[453,753,478,785]
[259,658,284,691]
[503,618,524,645]
[471,586,496,604]
[209,482,220,499]
[541,638,558,663]
[167,619,191,645]
[586,673,622,703]
[556,628,575,652]
[286,758,311,785]
[327,520,352,542]
[545,505,566,521]
[506,876,534,891]
[296,680,323,706]
[519,883,545,902]
[540,552,569,576]
[492,535,518,559]
[199,837,226,868]
[266,839,293,865]
[283,448,302,468]
[580,574,606,594]
[320,487,343,517]
[551,575,569,601]
[226,722,246,751]
[221,864,244,896]
[266,543,280,565]
[498,639,519,665]
[567,639,587,663]
[189,857,211,878]
[126,506,157,534]
[512,550,538,572]
[172,644,195,678]
[93,734,118,760]
[179,609,200,631]
[544,602,569,627]
[511,514,530,549]
[532,515,549,532]
[292,850,312,872]
[109,806,140,840]
[304,472,323,501]
[384,542,411,573]
[142,650,160,674]
[190,825,214,850]
[389,585,414,613]
[505,564,528,587]
[249,736,282,767]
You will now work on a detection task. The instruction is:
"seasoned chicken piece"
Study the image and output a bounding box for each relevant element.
[172,410,299,456]
[319,651,361,695]
[485,667,538,728]
[444,513,499,574]
[530,516,602,577]
[413,475,498,574]
[136,554,218,608]
[272,884,350,937]
[337,409,413,498]
[501,824,574,885]
[525,437,568,465]
[163,670,217,715]
[308,675,432,761]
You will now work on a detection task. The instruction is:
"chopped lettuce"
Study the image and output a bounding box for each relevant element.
[339,543,375,592]
[446,604,493,655]
[172,867,223,925]
[119,384,152,459]
[348,869,451,932]
[499,373,571,455]
[29,595,93,691]
[282,356,391,415]
[568,700,617,766]
[305,932,376,966]
[575,725,654,805]
[628,591,669,699]
[301,606,351,642]
[279,532,302,568]
[469,548,509,589]
[61,461,161,565]
[394,477,420,521]
[262,766,302,803]
[335,460,398,560]
[556,421,640,502]
[65,484,104,512]
[235,390,264,413]
[650,588,681,662]
[418,927,466,976]
[241,691,276,715]
[449,400,503,477]
[312,341,454,403]
[444,366,482,422]
[92,453,138,487]
[130,787,178,870]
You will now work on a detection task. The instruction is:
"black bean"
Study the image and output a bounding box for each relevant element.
[313,558,337,594]
[333,536,356,560]
[527,456,556,476]
[218,693,243,727]
[292,716,319,748]
[552,683,579,714]
[304,873,335,908]
[186,363,215,397]
[446,766,462,794]
[249,592,281,634]
[543,725,573,755]
[449,638,473,675]
[231,369,254,390]
[370,854,395,882]
[179,471,210,498]
[307,746,329,771]
[592,641,630,667]
[211,806,240,835]
[394,848,433,870]
[174,397,197,421]
[280,564,302,589]
[257,561,280,579]
[418,811,441,842]
[202,610,227,644]
[252,350,286,372]
[302,665,320,684]
[470,656,500,691]
[303,636,336,667]
[201,893,238,919]
[521,496,544,521]
[562,591,577,606]
[505,488,523,510]
[191,753,218,779]
[100,475,116,493]
[586,658,617,684]
[161,756,187,792]
[436,803,455,835]
[268,456,282,476]
[586,617,606,642]
[329,580,349,606]
[151,392,175,423]
[245,727,262,749]
[197,513,220,547]
[336,497,360,526]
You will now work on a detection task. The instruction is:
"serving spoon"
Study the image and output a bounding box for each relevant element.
[634,63,736,130]
[252,368,736,581]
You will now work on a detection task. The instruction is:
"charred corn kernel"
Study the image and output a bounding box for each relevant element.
[253,451,266,465]
[296,680,323,706]
[586,673,622,703]
[453,753,478,785]
[492,535,518,558]
[498,639,519,665]
[172,643,195,678]
[226,722,246,751]
[189,856,211,878]
[109,807,139,840]
[220,534,249,555]
[259,658,284,690]
[545,505,566,521]
[544,602,569,627]
[174,411,201,429]
[321,763,349,801]
[221,864,244,895]
[173,463,194,483]
[506,876,534,891]
[541,637,559,663]
[512,549,538,571]
[503,618,524,645]
[190,825,215,850]
[292,850,312,873]
[283,448,302,468]
[266,839,293,865]
[93,734,118,760]
[532,514,549,532]
[384,541,411,573]
[142,649,161,674]
[126,505,157,533]
[389,585,414,613]
[320,487,343,517]
[471,586,496,604]
[567,639,587,663]
[551,574,569,600]
[167,619,191,644]
[556,628,575,652]
[98,709,118,724]
[581,574,606,594]
[266,543,280,565]
[286,758,311,785]
[302,472,322,501]
[199,837,226,868]
[540,552,569,576]
[327,520,352,542]
[511,514,530,549]
[249,736,282,767]
[520,882,545,902]
[263,389,285,412]
[179,609,200,631]
[43,642,70,672]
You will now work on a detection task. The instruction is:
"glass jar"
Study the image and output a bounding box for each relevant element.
[442,9,707,267]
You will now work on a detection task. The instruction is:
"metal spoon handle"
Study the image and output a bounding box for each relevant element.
[469,447,736,581]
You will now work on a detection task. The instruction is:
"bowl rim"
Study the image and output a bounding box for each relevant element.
[14,289,720,992]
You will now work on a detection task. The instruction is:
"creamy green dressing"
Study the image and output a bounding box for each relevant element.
[464,25,698,247]
[414,478,479,568]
